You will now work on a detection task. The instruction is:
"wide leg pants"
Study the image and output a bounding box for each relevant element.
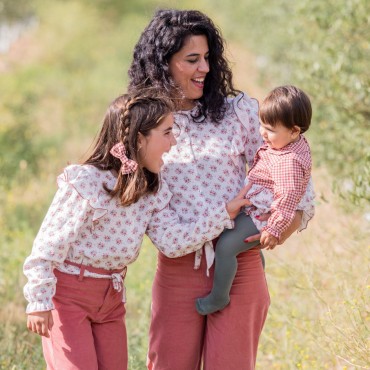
[147,247,270,370]
[42,269,127,370]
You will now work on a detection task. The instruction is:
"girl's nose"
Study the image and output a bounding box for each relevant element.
[170,133,177,147]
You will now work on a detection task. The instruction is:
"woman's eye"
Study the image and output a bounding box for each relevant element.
[187,59,197,64]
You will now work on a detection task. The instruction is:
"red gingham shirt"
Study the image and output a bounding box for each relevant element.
[247,135,312,239]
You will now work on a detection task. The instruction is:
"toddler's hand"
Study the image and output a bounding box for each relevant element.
[27,311,54,337]
[260,230,278,250]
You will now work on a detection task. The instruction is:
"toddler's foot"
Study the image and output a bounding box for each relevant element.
[196,296,230,315]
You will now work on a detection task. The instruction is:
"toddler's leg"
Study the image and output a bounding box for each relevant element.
[196,213,260,315]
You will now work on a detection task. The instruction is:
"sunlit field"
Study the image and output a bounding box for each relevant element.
[1,1,368,369]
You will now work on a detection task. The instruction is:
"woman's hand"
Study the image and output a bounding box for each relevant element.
[226,184,253,220]
[278,210,303,244]
[244,210,303,246]
[27,311,54,337]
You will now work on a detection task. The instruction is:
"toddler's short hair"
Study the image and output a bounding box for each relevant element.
[259,85,312,133]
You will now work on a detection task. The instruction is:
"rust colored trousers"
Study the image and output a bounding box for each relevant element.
[147,247,270,370]
[42,269,127,370]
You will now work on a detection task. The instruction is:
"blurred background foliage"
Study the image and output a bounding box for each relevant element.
[214,0,370,205]
[0,0,369,369]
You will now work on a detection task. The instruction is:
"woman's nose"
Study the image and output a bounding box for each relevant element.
[198,58,210,73]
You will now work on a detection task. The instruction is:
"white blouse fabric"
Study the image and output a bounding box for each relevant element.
[147,93,315,268]
[23,164,232,313]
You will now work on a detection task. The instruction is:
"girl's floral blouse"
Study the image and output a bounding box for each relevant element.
[23,164,232,313]
[151,93,315,269]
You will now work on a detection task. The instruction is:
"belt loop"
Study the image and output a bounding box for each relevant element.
[78,265,86,281]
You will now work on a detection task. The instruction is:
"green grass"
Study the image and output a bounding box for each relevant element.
[1,1,369,369]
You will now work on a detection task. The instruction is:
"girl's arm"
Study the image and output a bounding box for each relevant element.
[23,183,86,313]
[146,185,251,257]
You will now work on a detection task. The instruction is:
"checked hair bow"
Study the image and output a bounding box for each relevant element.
[110,143,138,175]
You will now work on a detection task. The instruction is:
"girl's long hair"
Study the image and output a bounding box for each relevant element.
[84,90,173,206]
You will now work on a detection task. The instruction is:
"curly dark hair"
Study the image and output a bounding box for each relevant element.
[128,9,239,122]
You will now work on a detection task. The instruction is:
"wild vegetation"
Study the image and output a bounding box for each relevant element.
[0,0,368,369]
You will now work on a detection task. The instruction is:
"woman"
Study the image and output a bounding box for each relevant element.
[128,9,314,370]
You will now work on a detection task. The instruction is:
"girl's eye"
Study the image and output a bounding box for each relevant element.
[187,59,197,64]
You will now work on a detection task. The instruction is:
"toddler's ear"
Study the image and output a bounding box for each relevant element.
[292,125,301,139]
[292,125,301,133]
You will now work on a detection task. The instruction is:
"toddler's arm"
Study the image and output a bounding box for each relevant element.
[27,311,54,337]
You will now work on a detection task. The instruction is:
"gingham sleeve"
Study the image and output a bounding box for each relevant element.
[264,154,309,239]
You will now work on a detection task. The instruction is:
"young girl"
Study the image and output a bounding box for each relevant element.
[23,89,249,370]
[196,85,315,315]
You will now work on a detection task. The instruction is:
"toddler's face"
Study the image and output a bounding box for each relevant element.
[259,121,300,150]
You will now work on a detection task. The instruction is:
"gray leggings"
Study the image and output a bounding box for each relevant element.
[196,213,264,315]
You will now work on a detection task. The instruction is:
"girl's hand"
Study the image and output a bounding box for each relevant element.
[226,185,253,220]
[27,311,54,337]
[260,230,278,250]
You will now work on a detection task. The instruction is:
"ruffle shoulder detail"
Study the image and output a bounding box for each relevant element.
[229,92,259,128]
[57,164,113,222]
[227,92,261,167]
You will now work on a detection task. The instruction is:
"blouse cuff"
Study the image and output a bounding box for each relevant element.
[26,301,54,314]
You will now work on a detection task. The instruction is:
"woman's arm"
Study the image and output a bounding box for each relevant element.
[244,210,303,246]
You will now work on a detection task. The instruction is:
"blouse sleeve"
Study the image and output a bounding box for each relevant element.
[231,93,263,168]
[146,181,234,257]
[296,176,315,231]
[23,168,90,313]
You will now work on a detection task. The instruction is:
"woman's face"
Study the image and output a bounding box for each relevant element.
[168,35,210,110]
[137,113,177,173]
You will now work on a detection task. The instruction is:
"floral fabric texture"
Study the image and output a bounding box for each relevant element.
[23,165,232,313]
[148,93,315,268]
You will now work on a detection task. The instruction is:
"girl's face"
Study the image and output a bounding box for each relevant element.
[168,35,210,110]
[137,113,177,173]
[259,121,300,149]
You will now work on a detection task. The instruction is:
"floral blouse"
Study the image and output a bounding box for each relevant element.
[23,164,232,313]
[147,93,315,268]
